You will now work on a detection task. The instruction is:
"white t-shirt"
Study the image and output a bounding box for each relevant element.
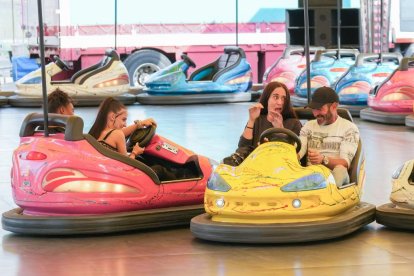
[298,116,360,166]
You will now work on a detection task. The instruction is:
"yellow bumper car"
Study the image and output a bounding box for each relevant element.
[191,108,375,243]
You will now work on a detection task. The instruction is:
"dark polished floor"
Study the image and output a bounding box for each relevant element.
[1,103,414,276]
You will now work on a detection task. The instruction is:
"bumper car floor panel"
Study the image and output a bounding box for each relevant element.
[0,96,8,106]
[376,203,414,230]
[360,108,410,125]
[7,94,136,107]
[405,114,414,128]
[190,202,375,243]
[136,91,260,105]
[2,204,204,236]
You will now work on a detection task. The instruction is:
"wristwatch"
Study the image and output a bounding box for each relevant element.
[322,155,329,166]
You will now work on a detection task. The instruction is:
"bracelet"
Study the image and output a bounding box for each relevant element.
[245,124,254,130]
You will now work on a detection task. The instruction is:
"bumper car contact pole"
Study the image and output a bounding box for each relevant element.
[235,0,238,46]
[337,0,341,60]
[304,0,311,104]
[37,0,49,136]
[114,0,117,50]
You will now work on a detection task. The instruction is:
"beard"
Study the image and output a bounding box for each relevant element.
[316,110,334,126]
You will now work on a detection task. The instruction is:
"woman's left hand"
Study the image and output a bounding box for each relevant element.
[132,143,145,155]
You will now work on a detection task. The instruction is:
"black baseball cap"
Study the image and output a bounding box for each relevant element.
[306,86,339,109]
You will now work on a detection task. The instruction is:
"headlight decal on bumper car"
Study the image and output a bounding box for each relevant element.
[147,72,181,89]
[93,73,130,88]
[381,92,414,102]
[42,168,140,193]
[390,161,414,207]
[392,164,405,179]
[281,173,327,192]
[207,172,231,192]
[225,72,253,85]
[21,76,42,85]
[338,81,371,96]
[300,76,330,90]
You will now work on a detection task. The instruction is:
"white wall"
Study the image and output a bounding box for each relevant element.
[63,0,298,25]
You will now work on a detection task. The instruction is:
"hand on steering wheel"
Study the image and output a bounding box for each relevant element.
[131,142,145,156]
[136,118,157,128]
[126,124,156,152]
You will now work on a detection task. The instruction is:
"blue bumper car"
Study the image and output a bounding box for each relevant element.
[291,49,359,107]
[137,46,255,104]
[335,53,401,116]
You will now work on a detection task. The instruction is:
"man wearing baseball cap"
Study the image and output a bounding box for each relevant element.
[298,86,360,186]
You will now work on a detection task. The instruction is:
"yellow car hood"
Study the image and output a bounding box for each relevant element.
[206,142,361,223]
[218,142,333,189]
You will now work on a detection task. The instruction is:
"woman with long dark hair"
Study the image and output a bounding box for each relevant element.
[223,81,302,165]
[89,97,155,159]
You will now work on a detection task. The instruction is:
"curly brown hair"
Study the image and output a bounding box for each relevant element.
[47,89,73,113]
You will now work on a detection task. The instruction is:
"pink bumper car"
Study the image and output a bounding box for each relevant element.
[2,113,213,235]
[360,57,414,124]
[262,46,324,94]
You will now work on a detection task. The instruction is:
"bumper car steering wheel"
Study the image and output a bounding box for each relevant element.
[259,128,302,153]
[126,124,156,152]
[181,54,196,68]
[53,55,70,71]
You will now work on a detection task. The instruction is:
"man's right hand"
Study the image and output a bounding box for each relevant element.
[308,149,323,165]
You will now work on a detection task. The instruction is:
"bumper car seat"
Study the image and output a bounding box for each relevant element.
[189,46,244,82]
[51,49,120,85]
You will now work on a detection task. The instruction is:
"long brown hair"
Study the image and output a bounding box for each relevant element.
[259,81,297,119]
[89,97,126,139]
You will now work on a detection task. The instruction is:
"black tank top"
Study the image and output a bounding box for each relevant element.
[98,129,118,152]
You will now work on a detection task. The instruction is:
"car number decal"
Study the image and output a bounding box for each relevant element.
[161,142,178,154]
